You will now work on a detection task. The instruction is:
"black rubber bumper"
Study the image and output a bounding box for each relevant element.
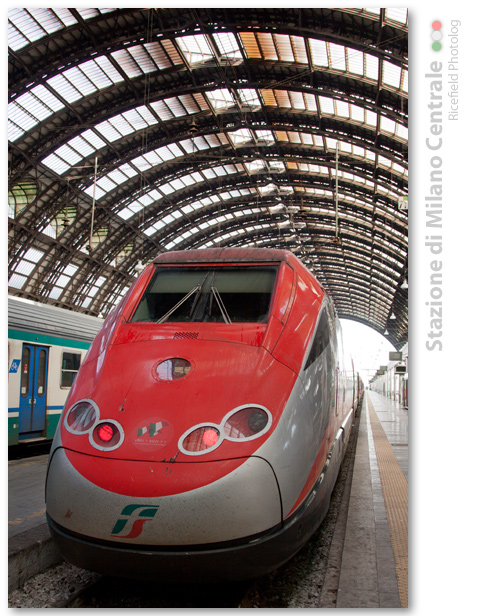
[47,508,312,583]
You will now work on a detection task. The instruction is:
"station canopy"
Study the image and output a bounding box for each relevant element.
[8,7,408,349]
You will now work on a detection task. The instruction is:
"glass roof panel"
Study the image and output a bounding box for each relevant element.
[365,110,377,127]
[123,106,158,130]
[47,55,122,103]
[319,96,335,115]
[60,65,97,98]
[125,45,157,74]
[256,33,278,61]
[8,8,77,50]
[77,9,115,20]
[229,128,254,146]
[309,38,328,67]
[205,88,235,110]
[385,8,408,26]
[149,99,175,121]
[41,152,71,175]
[46,73,81,104]
[54,143,83,167]
[111,48,144,78]
[291,35,308,64]
[347,48,364,76]
[329,43,346,71]
[212,32,243,59]
[336,100,349,118]
[365,54,379,80]
[238,88,262,107]
[275,34,294,62]
[8,85,65,142]
[380,116,397,135]
[397,124,408,141]
[351,104,365,123]
[7,107,33,142]
[87,56,124,89]
[238,32,261,59]
[383,60,402,89]
[165,96,190,117]
[177,34,214,65]
[81,129,107,151]
[145,41,179,69]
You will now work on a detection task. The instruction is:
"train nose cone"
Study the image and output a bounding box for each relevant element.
[46,447,282,545]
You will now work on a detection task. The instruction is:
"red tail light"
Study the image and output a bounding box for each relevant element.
[181,425,222,454]
[90,420,124,451]
[202,428,219,448]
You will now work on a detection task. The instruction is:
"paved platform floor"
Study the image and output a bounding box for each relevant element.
[9,454,49,539]
[336,391,408,608]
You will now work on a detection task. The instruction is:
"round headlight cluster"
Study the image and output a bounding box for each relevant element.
[64,399,124,452]
[178,405,272,456]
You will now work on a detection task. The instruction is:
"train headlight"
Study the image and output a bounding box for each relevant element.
[90,420,124,451]
[154,358,193,382]
[223,405,271,441]
[179,425,222,455]
[64,399,99,434]
[178,405,272,456]
[64,399,125,452]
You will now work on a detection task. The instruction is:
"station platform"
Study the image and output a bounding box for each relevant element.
[8,391,408,606]
[330,390,408,608]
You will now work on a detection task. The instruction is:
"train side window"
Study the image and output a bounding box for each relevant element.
[61,352,81,388]
[37,350,47,397]
[304,309,330,370]
[21,346,30,397]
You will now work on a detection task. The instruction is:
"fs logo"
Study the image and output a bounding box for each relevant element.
[111,504,159,539]
[432,21,442,51]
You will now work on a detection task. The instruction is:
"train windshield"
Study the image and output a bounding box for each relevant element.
[130,266,278,324]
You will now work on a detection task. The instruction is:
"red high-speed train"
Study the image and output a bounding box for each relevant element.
[45,248,362,581]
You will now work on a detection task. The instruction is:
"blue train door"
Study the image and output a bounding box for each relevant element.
[18,344,49,439]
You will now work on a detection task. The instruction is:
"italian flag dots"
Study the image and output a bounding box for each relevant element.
[432,21,442,51]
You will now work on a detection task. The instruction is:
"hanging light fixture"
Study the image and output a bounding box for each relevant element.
[135,261,144,276]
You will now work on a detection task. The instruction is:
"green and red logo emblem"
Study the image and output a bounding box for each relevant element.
[110,504,159,539]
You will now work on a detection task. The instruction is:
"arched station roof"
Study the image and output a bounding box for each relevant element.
[8,7,408,349]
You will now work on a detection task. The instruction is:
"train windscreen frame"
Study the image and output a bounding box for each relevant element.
[130,265,278,324]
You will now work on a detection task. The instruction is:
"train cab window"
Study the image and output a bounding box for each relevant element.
[130,266,278,324]
[61,352,81,388]
[304,309,330,370]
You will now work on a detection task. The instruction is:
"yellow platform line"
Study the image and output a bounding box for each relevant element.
[367,395,408,608]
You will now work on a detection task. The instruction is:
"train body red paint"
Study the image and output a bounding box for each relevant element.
[45,248,362,581]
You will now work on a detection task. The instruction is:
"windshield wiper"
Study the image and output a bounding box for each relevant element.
[189,273,210,319]
[156,285,202,324]
[209,272,232,324]
[211,287,232,324]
